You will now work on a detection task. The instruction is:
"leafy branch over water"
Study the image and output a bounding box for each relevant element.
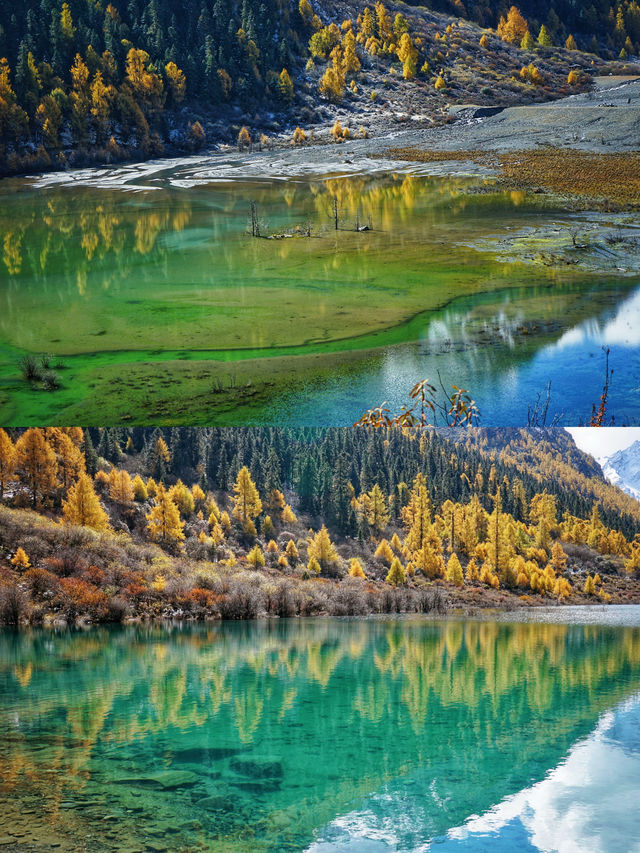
[357,347,619,429]
[354,378,481,428]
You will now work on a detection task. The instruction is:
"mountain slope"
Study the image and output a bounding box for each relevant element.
[2,426,640,628]
[0,0,635,176]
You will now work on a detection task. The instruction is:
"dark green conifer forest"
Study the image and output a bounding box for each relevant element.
[84,426,640,539]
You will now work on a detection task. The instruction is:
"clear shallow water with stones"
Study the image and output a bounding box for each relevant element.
[1,616,640,851]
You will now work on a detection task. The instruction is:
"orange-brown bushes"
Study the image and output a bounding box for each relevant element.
[24,567,61,597]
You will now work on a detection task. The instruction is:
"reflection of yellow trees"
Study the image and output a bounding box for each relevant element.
[279,687,298,720]
[81,229,99,260]
[234,686,264,743]
[354,679,389,723]
[0,191,193,281]
[13,662,32,687]
[2,620,640,818]
[3,230,22,274]
[306,641,345,687]
[150,668,188,727]
[361,620,640,733]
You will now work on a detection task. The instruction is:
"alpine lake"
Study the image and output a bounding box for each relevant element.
[1,613,640,852]
[1,157,639,426]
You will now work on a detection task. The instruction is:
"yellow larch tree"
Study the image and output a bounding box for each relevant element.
[365,483,390,532]
[132,474,148,501]
[625,538,640,575]
[374,538,394,566]
[16,429,58,508]
[168,480,195,516]
[413,532,445,578]
[282,504,298,524]
[342,29,360,75]
[285,539,299,566]
[396,32,418,79]
[386,557,406,586]
[11,547,31,570]
[307,525,338,573]
[63,473,110,531]
[0,428,17,499]
[165,61,186,104]
[497,6,529,44]
[402,472,432,551]
[191,483,206,509]
[445,553,464,587]
[146,483,185,546]
[349,558,366,578]
[550,541,567,572]
[109,468,135,503]
[232,466,262,526]
[125,48,164,109]
[44,427,85,492]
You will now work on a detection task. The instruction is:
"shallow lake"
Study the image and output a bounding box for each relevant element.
[0,160,638,425]
[1,615,640,851]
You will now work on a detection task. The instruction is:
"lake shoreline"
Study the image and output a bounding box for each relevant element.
[9,577,640,632]
[12,77,640,207]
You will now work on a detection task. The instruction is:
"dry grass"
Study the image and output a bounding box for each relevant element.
[386,146,640,208]
[497,150,640,207]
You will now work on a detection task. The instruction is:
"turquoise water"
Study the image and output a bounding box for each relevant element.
[1,618,640,851]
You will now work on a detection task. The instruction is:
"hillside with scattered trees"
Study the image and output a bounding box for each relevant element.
[1,426,640,627]
[0,0,635,175]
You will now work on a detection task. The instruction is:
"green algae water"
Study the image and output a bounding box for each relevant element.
[1,164,639,425]
[1,617,640,852]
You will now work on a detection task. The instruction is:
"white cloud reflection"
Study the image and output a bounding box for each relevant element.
[308,693,640,853]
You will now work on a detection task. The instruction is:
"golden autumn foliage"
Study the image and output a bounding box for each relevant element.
[278,68,294,104]
[445,553,464,587]
[497,6,529,44]
[319,64,344,102]
[146,483,185,545]
[386,557,406,586]
[237,126,251,150]
[307,525,338,573]
[396,32,418,79]
[109,469,134,504]
[63,474,110,532]
[285,539,299,565]
[131,475,148,501]
[282,504,297,524]
[247,545,265,568]
[262,515,275,539]
[16,428,58,508]
[11,547,30,569]
[165,62,186,104]
[168,480,195,517]
[374,538,394,566]
[0,428,17,499]
[232,466,262,524]
[291,126,306,145]
[349,558,366,578]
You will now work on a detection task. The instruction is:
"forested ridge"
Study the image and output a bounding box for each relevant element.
[0,0,634,175]
[81,425,640,536]
[1,426,640,627]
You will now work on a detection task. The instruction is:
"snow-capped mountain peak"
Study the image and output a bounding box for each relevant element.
[598,440,640,500]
